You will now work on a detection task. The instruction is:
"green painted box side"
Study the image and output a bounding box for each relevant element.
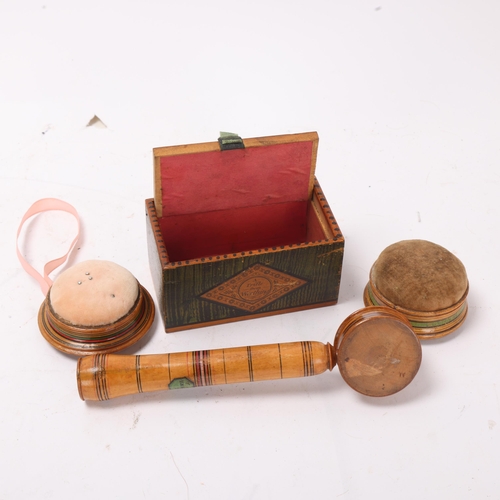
[163,244,343,330]
[146,196,344,332]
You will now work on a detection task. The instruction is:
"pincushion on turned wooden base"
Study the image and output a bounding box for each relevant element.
[38,260,155,355]
[363,240,468,339]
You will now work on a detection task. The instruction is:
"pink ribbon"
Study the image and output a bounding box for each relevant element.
[16,198,80,296]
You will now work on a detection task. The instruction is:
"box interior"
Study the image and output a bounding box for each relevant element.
[156,139,330,262]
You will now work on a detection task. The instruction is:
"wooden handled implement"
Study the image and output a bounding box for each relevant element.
[77,307,422,401]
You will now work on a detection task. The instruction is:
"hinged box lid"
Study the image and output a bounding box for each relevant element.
[151,132,334,262]
[153,131,318,219]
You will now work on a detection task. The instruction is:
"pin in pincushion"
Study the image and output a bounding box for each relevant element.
[363,240,468,339]
[38,260,155,355]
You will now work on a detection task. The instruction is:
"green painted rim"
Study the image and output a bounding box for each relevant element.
[365,284,466,329]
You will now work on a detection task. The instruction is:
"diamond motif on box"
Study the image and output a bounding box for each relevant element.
[201,264,307,312]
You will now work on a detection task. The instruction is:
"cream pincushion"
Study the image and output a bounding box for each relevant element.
[49,260,139,327]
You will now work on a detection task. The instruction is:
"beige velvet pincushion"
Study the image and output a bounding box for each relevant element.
[50,260,139,327]
[364,240,468,339]
[39,260,155,355]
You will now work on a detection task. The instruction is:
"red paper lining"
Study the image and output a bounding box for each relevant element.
[159,200,326,262]
[160,142,313,217]
[157,139,326,262]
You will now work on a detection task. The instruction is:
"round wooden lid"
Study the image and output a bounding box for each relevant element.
[369,239,468,312]
[334,307,422,397]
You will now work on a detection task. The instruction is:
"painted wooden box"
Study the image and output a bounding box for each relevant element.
[146,132,344,332]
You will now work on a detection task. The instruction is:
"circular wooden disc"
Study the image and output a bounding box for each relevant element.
[335,307,422,397]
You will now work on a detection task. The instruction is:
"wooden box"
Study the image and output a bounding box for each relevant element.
[146,132,344,332]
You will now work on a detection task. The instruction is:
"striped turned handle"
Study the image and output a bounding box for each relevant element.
[77,341,336,401]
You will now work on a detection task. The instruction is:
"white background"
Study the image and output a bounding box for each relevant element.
[1,1,499,499]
